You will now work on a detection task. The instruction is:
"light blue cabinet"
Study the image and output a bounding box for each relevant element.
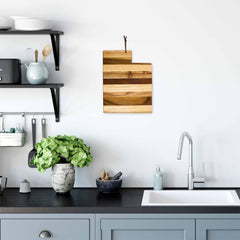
[1,213,240,240]
[2,219,89,240]
[0,214,95,240]
[196,219,240,240]
[99,216,195,240]
[97,214,240,240]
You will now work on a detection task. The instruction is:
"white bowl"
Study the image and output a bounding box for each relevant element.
[11,17,51,31]
[0,17,13,29]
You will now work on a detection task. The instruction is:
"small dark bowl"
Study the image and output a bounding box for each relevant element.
[96,178,122,193]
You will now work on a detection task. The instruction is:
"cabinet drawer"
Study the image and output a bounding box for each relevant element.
[196,219,240,240]
[1,218,90,240]
[100,218,195,240]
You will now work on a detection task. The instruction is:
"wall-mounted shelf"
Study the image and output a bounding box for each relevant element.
[0,83,64,122]
[0,30,64,71]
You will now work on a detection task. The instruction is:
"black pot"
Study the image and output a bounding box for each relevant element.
[96,178,122,193]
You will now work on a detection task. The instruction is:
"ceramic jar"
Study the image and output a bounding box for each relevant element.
[51,163,75,194]
[26,62,48,84]
[19,179,31,193]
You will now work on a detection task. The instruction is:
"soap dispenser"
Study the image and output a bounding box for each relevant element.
[153,165,163,190]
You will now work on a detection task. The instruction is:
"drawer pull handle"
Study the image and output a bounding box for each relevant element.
[39,230,53,238]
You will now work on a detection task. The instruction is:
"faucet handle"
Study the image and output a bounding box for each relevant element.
[193,162,205,184]
[193,177,205,183]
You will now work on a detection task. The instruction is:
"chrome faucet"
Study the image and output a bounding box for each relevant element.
[177,131,204,190]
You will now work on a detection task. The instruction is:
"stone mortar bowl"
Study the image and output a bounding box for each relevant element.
[96,178,122,193]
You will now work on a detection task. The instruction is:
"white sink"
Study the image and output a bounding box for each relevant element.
[141,190,240,206]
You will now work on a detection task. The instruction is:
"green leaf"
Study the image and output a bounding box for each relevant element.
[32,135,93,172]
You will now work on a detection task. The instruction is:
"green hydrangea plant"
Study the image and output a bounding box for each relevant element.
[31,135,93,172]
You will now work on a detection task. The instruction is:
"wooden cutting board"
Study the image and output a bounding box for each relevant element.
[103,50,132,64]
[103,50,152,113]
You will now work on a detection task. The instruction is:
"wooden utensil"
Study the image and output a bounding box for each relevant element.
[28,118,37,168]
[42,45,51,62]
[35,50,38,62]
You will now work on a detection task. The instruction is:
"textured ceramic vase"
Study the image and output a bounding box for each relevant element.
[51,163,75,194]
[26,62,48,84]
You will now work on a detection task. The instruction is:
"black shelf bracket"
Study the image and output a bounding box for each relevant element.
[50,34,60,71]
[50,87,60,122]
[0,84,64,122]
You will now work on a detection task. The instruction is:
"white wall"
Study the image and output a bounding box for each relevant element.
[0,0,240,188]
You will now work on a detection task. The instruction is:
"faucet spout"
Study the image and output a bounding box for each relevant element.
[177,131,199,190]
[177,131,193,160]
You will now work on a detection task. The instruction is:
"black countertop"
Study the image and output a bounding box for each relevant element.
[1,188,240,214]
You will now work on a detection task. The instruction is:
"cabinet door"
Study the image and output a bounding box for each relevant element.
[197,219,240,240]
[101,218,195,240]
[1,219,90,240]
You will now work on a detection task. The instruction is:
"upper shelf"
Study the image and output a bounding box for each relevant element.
[0,30,64,35]
[0,83,64,88]
[0,30,64,71]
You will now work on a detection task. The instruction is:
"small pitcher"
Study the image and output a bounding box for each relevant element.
[25,62,48,85]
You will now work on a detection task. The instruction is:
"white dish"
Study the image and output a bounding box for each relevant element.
[11,17,51,31]
[10,16,28,19]
[0,17,13,27]
[141,190,240,206]
[0,26,11,31]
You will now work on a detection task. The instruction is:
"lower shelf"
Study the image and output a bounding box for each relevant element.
[0,83,64,122]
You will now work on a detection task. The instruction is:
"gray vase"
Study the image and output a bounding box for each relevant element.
[51,163,75,194]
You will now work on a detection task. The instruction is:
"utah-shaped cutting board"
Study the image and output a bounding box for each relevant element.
[103,50,152,113]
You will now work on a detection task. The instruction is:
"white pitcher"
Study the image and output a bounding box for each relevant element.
[25,62,48,85]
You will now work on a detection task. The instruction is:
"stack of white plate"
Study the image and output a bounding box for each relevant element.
[11,16,52,31]
[0,17,13,30]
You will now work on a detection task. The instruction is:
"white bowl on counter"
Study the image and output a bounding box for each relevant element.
[11,16,51,31]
